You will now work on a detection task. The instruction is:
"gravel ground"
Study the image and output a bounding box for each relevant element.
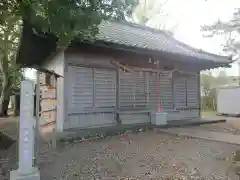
[37,132,240,180]
[2,117,240,179]
[199,117,240,135]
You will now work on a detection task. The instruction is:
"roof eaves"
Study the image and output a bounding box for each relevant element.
[97,21,232,64]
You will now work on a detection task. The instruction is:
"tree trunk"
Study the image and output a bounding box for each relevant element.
[0,53,10,117]
[11,95,20,116]
[0,74,11,117]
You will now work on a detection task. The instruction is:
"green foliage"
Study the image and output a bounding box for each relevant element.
[200,71,237,112]
[8,63,23,89]
[201,110,216,116]
[200,74,215,96]
[1,0,138,46]
[200,73,217,111]
[201,96,216,111]
[0,1,22,91]
[0,0,138,115]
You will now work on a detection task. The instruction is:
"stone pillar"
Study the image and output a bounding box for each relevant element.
[10,80,40,180]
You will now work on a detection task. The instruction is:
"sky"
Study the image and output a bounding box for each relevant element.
[25,0,240,78]
[156,0,240,76]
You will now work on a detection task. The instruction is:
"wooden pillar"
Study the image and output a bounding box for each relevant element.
[156,60,162,112]
[116,67,121,124]
[197,71,201,117]
[116,67,120,109]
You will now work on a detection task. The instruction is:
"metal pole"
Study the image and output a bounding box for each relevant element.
[34,70,40,166]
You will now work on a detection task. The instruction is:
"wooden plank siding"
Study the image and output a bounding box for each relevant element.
[61,51,200,130]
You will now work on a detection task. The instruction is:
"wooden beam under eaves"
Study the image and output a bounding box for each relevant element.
[111,60,135,73]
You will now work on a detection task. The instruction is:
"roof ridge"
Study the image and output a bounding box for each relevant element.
[108,20,172,37]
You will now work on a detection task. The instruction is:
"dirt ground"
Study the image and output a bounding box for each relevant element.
[0,116,19,140]
[1,116,240,179]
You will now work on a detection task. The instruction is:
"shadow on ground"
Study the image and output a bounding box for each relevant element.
[0,132,15,150]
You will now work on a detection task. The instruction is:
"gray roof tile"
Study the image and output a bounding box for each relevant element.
[96,21,232,63]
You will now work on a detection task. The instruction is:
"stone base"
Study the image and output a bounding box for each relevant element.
[151,112,168,125]
[10,168,40,180]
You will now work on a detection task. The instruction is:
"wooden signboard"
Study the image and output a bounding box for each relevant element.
[41,87,56,99]
[40,87,57,125]
[40,110,56,123]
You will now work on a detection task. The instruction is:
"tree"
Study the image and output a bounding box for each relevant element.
[131,0,178,32]
[0,3,22,116]
[201,8,240,58]
[200,74,217,111]
[216,70,228,87]
[201,74,215,96]
[1,0,138,45]
[0,0,138,116]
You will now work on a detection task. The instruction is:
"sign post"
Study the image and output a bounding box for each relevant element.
[10,80,40,180]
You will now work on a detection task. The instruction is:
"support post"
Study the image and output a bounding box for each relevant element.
[156,60,162,112]
[34,70,40,166]
[10,80,40,180]
[116,67,120,109]
[116,67,121,124]
[151,60,167,126]
[197,71,201,117]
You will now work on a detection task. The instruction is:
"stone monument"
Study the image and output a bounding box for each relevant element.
[10,80,40,180]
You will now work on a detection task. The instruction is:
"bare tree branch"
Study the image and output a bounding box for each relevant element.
[201,8,240,57]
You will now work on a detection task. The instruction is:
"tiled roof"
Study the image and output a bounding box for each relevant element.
[96,21,232,63]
